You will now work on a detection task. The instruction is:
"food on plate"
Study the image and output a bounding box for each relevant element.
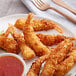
[27,54,50,76]
[54,47,76,76]
[9,24,36,60]
[0,56,24,76]
[69,47,76,62]
[0,28,19,54]
[14,18,26,30]
[0,26,11,37]
[37,33,76,46]
[23,13,50,56]
[14,17,63,33]
[41,39,73,76]
[0,13,76,75]
[40,19,63,33]
[0,37,19,54]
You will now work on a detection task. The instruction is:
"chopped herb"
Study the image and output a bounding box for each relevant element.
[66,73,71,76]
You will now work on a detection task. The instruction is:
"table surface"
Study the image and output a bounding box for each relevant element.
[0,0,30,17]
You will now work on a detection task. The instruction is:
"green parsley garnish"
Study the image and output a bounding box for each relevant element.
[66,73,71,76]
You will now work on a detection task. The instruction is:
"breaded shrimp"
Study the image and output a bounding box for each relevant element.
[54,56,74,76]
[27,54,50,76]
[14,18,63,33]
[0,37,19,54]
[9,24,36,60]
[41,39,73,76]
[37,33,76,46]
[40,19,63,33]
[0,27,19,54]
[0,25,13,37]
[54,47,76,76]
[23,13,50,56]
[68,47,76,62]
[14,18,26,30]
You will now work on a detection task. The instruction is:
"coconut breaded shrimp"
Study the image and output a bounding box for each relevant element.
[54,56,74,76]
[68,47,76,62]
[0,36,19,54]
[1,37,19,54]
[0,27,19,54]
[27,54,50,76]
[37,33,76,46]
[12,33,36,60]
[23,13,50,56]
[40,19,63,33]
[41,39,73,76]
[37,33,65,46]
[8,25,36,60]
[0,25,12,37]
[14,17,63,33]
[14,18,26,30]
[54,47,76,76]
[0,27,10,47]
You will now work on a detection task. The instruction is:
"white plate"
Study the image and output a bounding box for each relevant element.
[0,14,76,76]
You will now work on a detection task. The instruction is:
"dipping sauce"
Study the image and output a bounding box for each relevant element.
[0,56,24,76]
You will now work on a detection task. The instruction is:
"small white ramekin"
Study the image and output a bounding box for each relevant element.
[0,53,26,76]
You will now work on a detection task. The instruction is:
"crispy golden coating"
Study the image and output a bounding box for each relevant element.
[0,36,19,54]
[54,56,74,76]
[1,29,9,37]
[37,33,65,46]
[41,39,73,76]
[14,18,26,30]
[39,19,63,33]
[23,13,50,56]
[37,33,76,46]
[0,27,19,54]
[9,25,36,60]
[69,47,76,62]
[14,17,63,33]
[27,54,50,76]
[54,47,76,76]
[0,24,14,37]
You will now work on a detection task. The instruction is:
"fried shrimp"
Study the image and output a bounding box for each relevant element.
[0,27,19,54]
[27,54,50,76]
[41,39,73,76]
[14,17,63,33]
[0,24,15,37]
[37,33,76,46]
[14,18,26,30]
[39,19,63,33]
[54,47,76,76]
[23,13,50,56]
[0,37,19,54]
[9,24,36,60]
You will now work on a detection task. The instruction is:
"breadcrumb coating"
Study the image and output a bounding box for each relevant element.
[54,47,76,76]
[37,33,76,46]
[41,39,73,76]
[14,18,63,33]
[0,27,19,54]
[27,54,50,76]
[9,25,36,60]
[23,13,50,56]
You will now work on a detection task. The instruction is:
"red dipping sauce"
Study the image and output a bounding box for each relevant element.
[0,56,24,76]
